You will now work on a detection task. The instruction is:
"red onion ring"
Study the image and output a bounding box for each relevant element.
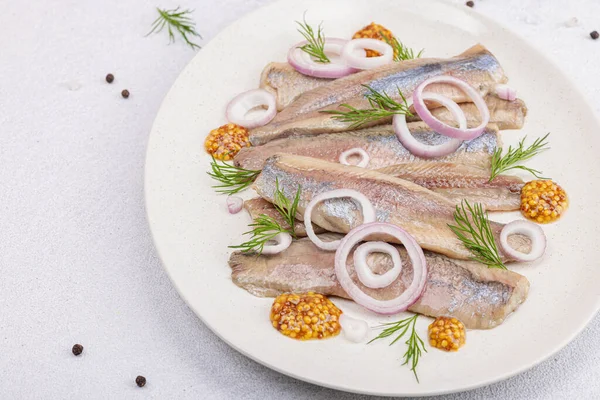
[499,220,547,262]
[495,84,517,101]
[335,222,428,315]
[226,196,243,214]
[341,38,394,70]
[353,241,402,289]
[261,232,292,255]
[413,76,490,140]
[339,148,370,168]
[226,89,276,129]
[304,189,376,251]
[287,38,362,79]
[393,93,465,158]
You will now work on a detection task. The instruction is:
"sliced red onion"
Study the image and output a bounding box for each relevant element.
[287,38,362,79]
[353,241,402,289]
[495,84,517,101]
[304,189,376,251]
[393,92,465,158]
[226,89,276,129]
[413,76,490,140]
[335,222,427,315]
[261,232,292,255]
[341,38,394,70]
[500,220,547,262]
[339,314,369,343]
[226,196,243,214]
[339,148,370,168]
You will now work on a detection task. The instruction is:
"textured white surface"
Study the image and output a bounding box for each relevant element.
[1,0,599,398]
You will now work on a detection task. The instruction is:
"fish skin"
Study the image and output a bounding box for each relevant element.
[260,62,333,111]
[243,198,326,236]
[250,44,507,145]
[235,123,500,171]
[229,236,530,329]
[376,162,524,211]
[253,154,530,261]
[260,63,526,130]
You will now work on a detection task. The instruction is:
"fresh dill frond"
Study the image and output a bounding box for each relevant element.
[321,84,412,128]
[369,314,427,383]
[147,7,202,50]
[230,180,302,254]
[489,133,550,182]
[448,200,506,269]
[207,158,260,195]
[296,13,330,63]
[381,34,424,61]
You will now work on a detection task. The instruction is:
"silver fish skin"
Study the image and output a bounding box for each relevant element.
[253,154,530,261]
[259,62,526,130]
[229,236,530,329]
[376,162,524,211]
[250,44,507,145]
[235,123,500,171]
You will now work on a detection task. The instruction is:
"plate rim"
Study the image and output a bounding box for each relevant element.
[144,0,600,396]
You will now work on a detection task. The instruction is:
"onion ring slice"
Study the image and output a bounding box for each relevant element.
[353,241,402,289]
[341,38,394,70]
[304,189,376,251]
[393,92,465,158]
[225,89,277,129]
[335,222,428,315]
[339,148,370,168]
[287,38,362,79]
[500,220,547,262]
[413,76,490,140]
[261,232,293,255]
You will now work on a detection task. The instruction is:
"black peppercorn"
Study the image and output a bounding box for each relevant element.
[591,31,599,40]
[466,1,474,7]
[121,89,130,99]
[135,375,146,387]
[72,344,83,356]
[105,73,114,83]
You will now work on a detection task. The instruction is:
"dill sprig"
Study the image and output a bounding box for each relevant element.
[230,180,301,254]
[448,200,506,269]
[207,158,260,195]
[381,34,424,61]
[369,314,426,383]
[296,14,330,63]
[489,133,550,182]
[147,7,202,50]
[321,84,412,128]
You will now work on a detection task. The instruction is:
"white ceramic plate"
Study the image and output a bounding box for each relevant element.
[145,0,600,396]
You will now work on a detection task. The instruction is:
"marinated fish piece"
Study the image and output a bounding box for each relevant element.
[376,162,524,211]
[254,154,530,261]
[260,62,333,111]
[250,44,507,145]
[260,62,525,130]
[229,236,530,329]
[235,123,500,171]
[243,197,326,236]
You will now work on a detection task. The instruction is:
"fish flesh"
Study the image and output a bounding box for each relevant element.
[250,44,507,145]
[243,198,326,236]
[260,62,333,111]
[376,163,524,211]
[260,63,526,130]
[235,123,500,171]
[254,154,530,261]
[229,235,530,329]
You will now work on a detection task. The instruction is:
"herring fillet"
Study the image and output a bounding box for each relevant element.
[229,236,530,329]
[259,63,526,130]
[376,162,524,211]
[235,123,499,171]
[250,44,507,145]
[254,154,530,261]
[243,198,326,237]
